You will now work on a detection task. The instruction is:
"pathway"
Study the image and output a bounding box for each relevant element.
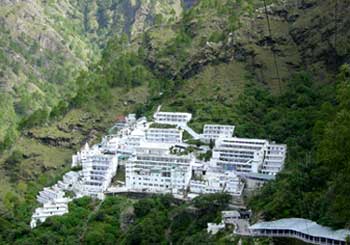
[180,124,201,139]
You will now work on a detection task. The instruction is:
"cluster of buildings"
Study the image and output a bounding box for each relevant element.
[31,143,118,228]
[30,171,79,228]
[31,108,287,228]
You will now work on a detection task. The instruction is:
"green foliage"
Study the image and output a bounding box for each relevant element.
[208,31,225,43]
[3,150,24,182]
[198,150,212,162]
[0,127,18,152]
[19,109,50,129]
[0,194,233,244]
[71,35,165,111]
[50,101,69,120]
[248,66,350,229]
[13,197,96,244]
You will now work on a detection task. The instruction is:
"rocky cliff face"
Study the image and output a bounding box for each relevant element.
[142,0,350,92]
[0,0,91,141]
[0,0,185,144]
[74,0,183,44]
[237,0,350,87]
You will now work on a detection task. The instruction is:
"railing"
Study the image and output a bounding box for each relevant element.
[250,230,346,245]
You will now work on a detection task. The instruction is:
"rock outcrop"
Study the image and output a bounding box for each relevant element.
[143,0,350,89]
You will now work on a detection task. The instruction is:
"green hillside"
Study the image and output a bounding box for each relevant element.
[0,0,350,243]
[0,0,185,148]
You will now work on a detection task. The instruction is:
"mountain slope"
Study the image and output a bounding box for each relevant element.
[139,0,350,229]
[0,0,185,239]
[0,0,186,148]
[0,0,350,242]
[0,0,96,150]
[142,0,350,89]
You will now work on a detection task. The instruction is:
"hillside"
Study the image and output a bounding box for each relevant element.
[0,0,185,240]
[0,0,350,243]
[0,0,185,216]
[0,0,186,148]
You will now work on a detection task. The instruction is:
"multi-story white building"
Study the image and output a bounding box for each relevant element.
[201,124,235,142]
[81,153,118,198]
[154,111,192,125]
[56,171,80,191]
[37,186,65,204]
[261,143,287,175]
[125,128,146,148]
[190,167,244,196]
[125,146,194,194]
[100,135,120,153]
[72,143,100,168]
[145,128,183,144]
[212,137,286,175]
[30,198,70,228]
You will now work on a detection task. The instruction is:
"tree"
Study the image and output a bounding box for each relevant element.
[1,127,18,151]
[50,101,69,119]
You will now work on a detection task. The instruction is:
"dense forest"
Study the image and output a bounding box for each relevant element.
[249,66,350,229]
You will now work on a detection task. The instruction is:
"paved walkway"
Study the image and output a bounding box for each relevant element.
[233,219,251,236]
[180,124,201,139]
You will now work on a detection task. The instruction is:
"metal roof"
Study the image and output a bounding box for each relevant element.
[250,218,350,241]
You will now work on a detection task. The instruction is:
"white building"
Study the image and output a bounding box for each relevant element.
[37,186,65,204]
[260,143,287,175]
[125,128,146,148]
[145,128,183,144]
[72,143,100,168]
[125,145,194,194]
[57,171,80,191]
[207,222,225,235]
[212,137,286,175]
[154,111,192,125]
[126,114,136,124]
[30,198,70,228]
[81,152,118,198]
[201,124,235,142]
[222,210,241,224]
[190,167,244,196]
[100,135,120,153]
[249,218,350,245]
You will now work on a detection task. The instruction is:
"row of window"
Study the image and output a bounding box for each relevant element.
[136,156,192,163]
[257,229,345,245]
[222,140,266,145]
[218,144,263,150]
[132,182,170,188]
